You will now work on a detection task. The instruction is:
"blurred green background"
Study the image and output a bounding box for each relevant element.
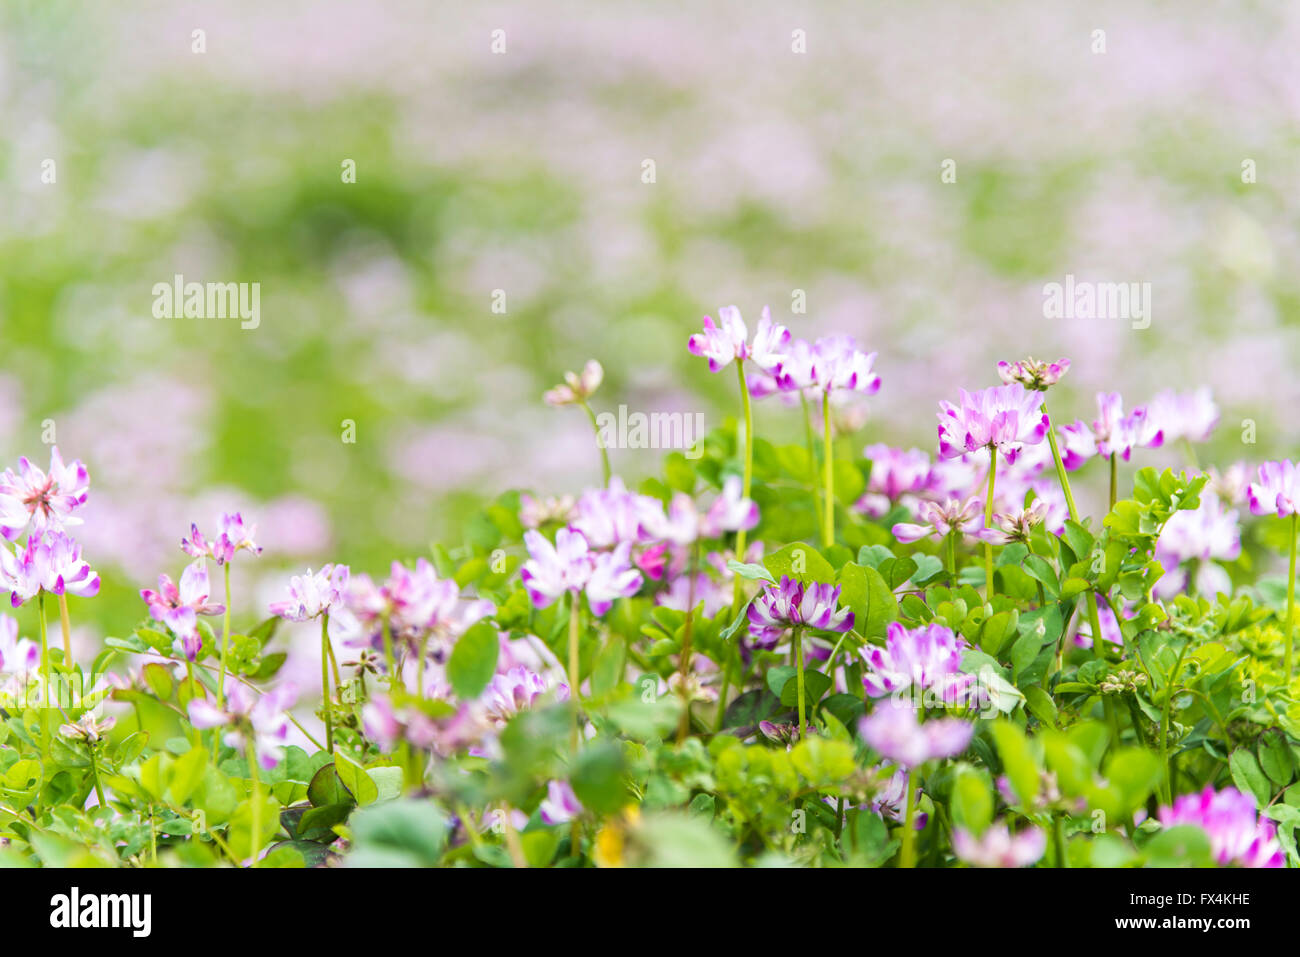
[0,0,1297,647]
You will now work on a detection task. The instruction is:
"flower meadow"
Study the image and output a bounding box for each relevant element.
[0,309,1296,871]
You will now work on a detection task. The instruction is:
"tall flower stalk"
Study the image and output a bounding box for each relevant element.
[734,359,754,606]
[983,449,998,600]
[544,360,609,485]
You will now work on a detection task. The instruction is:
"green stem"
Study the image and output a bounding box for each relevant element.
[217,563,232,709]
[677,546,700,744]
[946,531,958,586]
[38,592,49,754]
[1160,640,1191,805]
[821,393,834,547]
[247,750,262,869]
[1109,452,1117,510]
[321,613,334,754]
[793,625,806,736]
[1054,814,1069,868]
[1041,401,1079,519]
[801,391,823,533]
[899,768,918,868]
[568,595,581,754]
[57,593,72,662]
[1041,402,1109,664]
[1286,513,1297,685]
[983,447,998,602]
[580,400,612,487]
[733,359,754,607]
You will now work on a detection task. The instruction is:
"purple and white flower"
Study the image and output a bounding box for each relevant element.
[937,384,1049,463]
[953,822,1046,868]
[1157,786,1284,868]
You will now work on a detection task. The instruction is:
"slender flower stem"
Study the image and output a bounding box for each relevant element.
[568,595,581,754]
[1041,402,1109,663]
[983,448,998,602]
[321,613,334,754]
[1053,815,1069,868]
[580,400,612,487]
[899,768,918,868]
[946,531,958,586]
[57,593,72,662]
[37,593,49,753]
[1160,639,1191,805]
[801,391,823,533]
[676,546,700,744]
[1041,402,1079,519]
[822,393,835,547]
[247,750,262,869]
[1286,513,1297,684]
[1108,453,1118,510]
[793,625,807,736]
[733,359,754,607]
[216,563,233,709]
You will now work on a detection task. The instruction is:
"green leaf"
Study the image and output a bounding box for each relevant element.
[990,721,1040,807]
[836,563,897,638]
[778,669,832,709]
[950,765,994,835]
[726,560,775,584]
[764,543,835,585]
[570,743,627,815]
[335,752,380,806]
[1229,748,1272,807]
[446,620,500,700]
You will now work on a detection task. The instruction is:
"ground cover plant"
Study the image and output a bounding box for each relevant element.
[0,309,1294,869]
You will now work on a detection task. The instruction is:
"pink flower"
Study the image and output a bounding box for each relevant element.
[1148,387,1219,444]
[688,306,789,373]
[539,779,583,825]
[1247,460,1300,518]
[860,622,973,702]
[519,493,575,529]
[268,564,350,622]
[856,445,933,517]
[0,531,100,608]
[481,666,569,725]
[182,512,263,565]
[937,384,1048,462]
[543,360,603,407]
[188,681,297,769]
[953,822,1046,867]
[892,497,984,544]
[858,698,973,768]
[570,478,663,547]
[996,357,1070,391]
[648,476,759,546]
[747,577,854,649]
[1158,786,1284,868]
[0,615,38,674]
[0,447,90,541]
[520,528,642,615]
[141,559,226,659]
[385,558,494,649]
[808,336,881,395]
[1061,393,1163,469]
